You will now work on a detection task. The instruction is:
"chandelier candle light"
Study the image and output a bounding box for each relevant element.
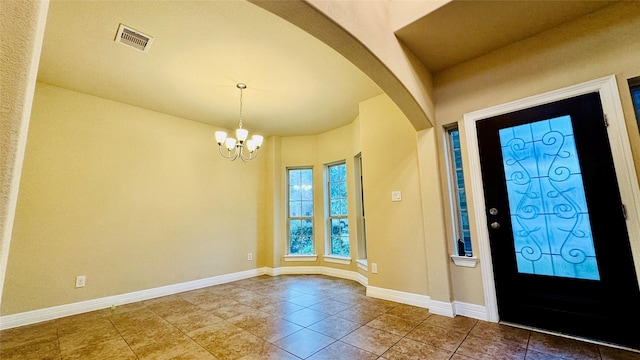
[215,83,264,161]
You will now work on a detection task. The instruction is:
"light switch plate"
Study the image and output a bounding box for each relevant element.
[391,191,402,202]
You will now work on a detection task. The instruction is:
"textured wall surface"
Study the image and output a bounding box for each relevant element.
[0,0,49,310]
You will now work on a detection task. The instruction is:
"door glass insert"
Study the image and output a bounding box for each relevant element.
[499,115,600,280]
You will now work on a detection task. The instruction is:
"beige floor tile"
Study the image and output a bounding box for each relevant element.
[334,306,384,325]
[259,300,305,317]
[307,340,378,360]
[132,332,216,360]
[527,332,600,360]
[163,308,225,333]
[385,303,431,323]
[204,330,268,360]
[341,325,401,355]
[405,322,467,351]
[273,328,335,358]
[3,274,637,360]
[237,341,301,360]
[383,337,453,360]
[58,319,121,353]
[307,315,362,340]
[424,313,478,332]
[229,311,302,342]
[599,346,640,360]
[308,299,352,315]
[455,334,527,360]
[283,308,329,327]
[366,313,419,336]
[210,303,258,320]
[60,337,136,360]
[469,321,530,347]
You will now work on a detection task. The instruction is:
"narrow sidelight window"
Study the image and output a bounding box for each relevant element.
[327,162,349,257]
[445,127,472,256]
[628,76,640,130]
[288,167,314,255]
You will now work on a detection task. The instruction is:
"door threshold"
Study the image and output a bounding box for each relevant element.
[498,321,640,354]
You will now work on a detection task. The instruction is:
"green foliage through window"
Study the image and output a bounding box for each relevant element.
[328,163,349,257]
[288,168,314,254]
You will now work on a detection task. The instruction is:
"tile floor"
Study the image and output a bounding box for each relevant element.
[1,274,639,360]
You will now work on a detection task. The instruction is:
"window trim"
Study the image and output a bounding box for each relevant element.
[325,160,350,258]
[444,125,477,267]
[354,153,367,261]
[286,166,315,256]
[628,76,640,131]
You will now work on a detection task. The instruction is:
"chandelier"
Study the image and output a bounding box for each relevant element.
[215,83,264,161]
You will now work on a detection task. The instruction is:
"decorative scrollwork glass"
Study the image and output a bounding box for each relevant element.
[499,115,600,280]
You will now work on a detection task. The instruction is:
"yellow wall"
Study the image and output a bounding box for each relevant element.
[2,84,441,316]
[359,95,432,296]
[1,83,264,315]
[0,0,49,313]
[434,2,640,305]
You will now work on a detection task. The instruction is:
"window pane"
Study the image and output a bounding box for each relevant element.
[327,163,349,257]
[448,128,473,256]
[301,169,313,184]
[301,201,313,217]
[289,202,301,217]
[288,168,313,255]
[290,219,301,237]
[290,186,300,201]
[499,116,599,280]
[301,186,313,201]
[289,170,300,184]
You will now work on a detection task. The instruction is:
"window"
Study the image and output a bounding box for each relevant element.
[628,76,640,130]
[445,127,472,256]
[288,168,314,255]
[327,162,349,257]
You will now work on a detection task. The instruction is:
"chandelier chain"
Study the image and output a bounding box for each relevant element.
[238,85,243,129]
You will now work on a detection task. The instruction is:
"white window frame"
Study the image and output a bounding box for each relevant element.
[324,161,350,260]
[286,166,315,257]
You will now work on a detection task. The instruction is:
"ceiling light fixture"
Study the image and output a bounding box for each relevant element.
[215,83,264,161]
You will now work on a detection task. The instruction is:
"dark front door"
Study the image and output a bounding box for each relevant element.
[476,92,640,348]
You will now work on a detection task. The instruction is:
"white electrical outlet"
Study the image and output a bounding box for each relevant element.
[248,252,253,261]
[391,191,402,202]
[75,275,86,288]
[371,263,378,274]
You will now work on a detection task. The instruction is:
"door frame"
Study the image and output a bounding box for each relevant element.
[463,75,640,322]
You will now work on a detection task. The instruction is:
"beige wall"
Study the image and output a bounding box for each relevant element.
[275,119,361,269]
[359,95,431,296]
[0,0,49,313]
[1,83,264,315]
[434,2,640,305]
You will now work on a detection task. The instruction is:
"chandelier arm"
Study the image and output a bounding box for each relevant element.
[218,143,241,161]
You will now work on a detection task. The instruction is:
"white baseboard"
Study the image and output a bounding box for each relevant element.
[264,266,368,287]
[367,285,430,309]
[454,301,488,321]
[0,268,263,330]
[1,266,487,331]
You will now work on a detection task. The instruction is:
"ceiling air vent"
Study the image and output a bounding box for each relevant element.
[115,24,153,53]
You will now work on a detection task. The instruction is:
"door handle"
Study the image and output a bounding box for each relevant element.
[490,221,500,229]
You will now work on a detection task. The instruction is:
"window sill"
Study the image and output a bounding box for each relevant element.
[284,254,318,262]
[323,255,351,265]
[356,259,368,271]
[451,255,478,268]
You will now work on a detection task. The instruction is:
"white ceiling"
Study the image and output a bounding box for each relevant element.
[37,1,618,137]
[37,0,382,137]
